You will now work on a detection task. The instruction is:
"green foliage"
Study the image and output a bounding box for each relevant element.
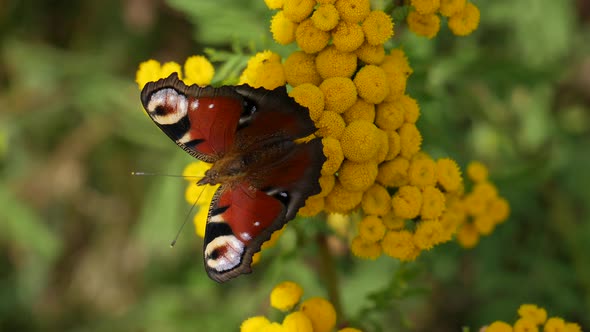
[0,0,589,331]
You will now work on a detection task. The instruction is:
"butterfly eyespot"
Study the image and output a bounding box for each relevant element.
[209,248,221,260]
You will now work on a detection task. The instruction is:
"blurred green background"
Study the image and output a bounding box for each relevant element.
[1,0,589,331]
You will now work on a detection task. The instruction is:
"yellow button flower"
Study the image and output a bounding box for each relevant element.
[325,182,363,213]
[270,281,304,311]
[474,215,495,235]
[289,83,325,121]
[421,186,445,219]
[413,219,444,249]
[362,10,394,45]
[284,51,322,87]
[339,120,380,162]
[312,4,340,31]
[457,223,479,248]
[518,304,548,325]
[335,0,371,23]
[161,61,182,79]
[321,137,344,175]
[351,236,382,259]
[343,99,375,124]
[358,215,386,242]
[271,11,298,45]
[182,161,211,181]
[397,94,420,123]
[514,318,539,332]
[183,55,215,86]
[193,205,208,238]
[467,160,488,182]
[407,11,441,39]
[332,21,365,52]
[382,212,405,230]
[544,317,566,332]
[408,156,437,188]
[374,129,389,163]
[439,0,466,17]
[299,195,325,216]
[241,316,272,332]
[411,0,440,15]
[436,158,462,192]
[318,174,336,197]
[319,77,358,113]
[487,321,514,332]
[264,0,284,10]
[283,0,315,22]
[355,42,386,65]
[239,51,286,89]
[261,322,286,332]
[135,59,162,89]
[296,18,331,53]
[382,49,413,77]
[448,2,480,36]
[392,185,423,219]
[315,45,358,79]
[385,130,401,161]
[316,111,346,139]
[382,230,419,261]
[376,102,405,130]
[283,311,313,332]
[565,323,582,332]
[354,65,389,104]
[362,184,392,216]
[382,67,408,102]
[399,123,422,158]
[338,328,363,332]
[377,157,409,187]
[299,297,337,332]
[487,197,510,223]
[339,160,378,192]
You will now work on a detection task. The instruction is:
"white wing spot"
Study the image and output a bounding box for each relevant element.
[254,221,260,227]
[147,89,188,125]
[240,232,252,241]
[205,235,245,272]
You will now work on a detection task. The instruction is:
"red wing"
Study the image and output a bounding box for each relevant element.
[203,183,286,283]
[140,73,244,162]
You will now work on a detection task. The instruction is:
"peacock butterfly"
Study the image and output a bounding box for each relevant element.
[140,73,325,282]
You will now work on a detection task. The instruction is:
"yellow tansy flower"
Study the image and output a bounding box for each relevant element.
[436,158,462,192]
[299,297,337,332]
[335,0,371,23]
[193,206,208,238]
[283,311,313,332]
[284,51,322,87]
[377,157,409,187]
[382,230,419,261]
[321,137,344,175]
[392,185,423,219]
[411,0,440,15]
[384,130,401,161]
[319,77,358,113]
[339,160,378,192]
[421,186,445,219]
[374,129,389,163]
[271,11,298,45]
[299,195,325,216]
[283,0,315,22]
[467,160,489,182]
[296,18,331,53]
[339,120,380,162]
[182,161,211,181]
[413,219,444,249]
[487,197,510,222]
[183,55,215,86]
[289,83,325,121]
[565,323,582,332]
[353,65,389,104]
[397,94,420,123]
[315,45,358,79]
[362,184,392,216]
[439,0,466,17]
[136,59,162,89]
[343,99,375,124]
[312,4,340,31]
[487,321,514,332]
[338,328,363,332]
[457,223,479,248]
[514,318,540,332]
[448,2,480,36]
[317,174,336,197]
[160,61,182,79]
[474,215,495,235]
[239,51,285,89]
[382,212,405,230]
[351,236,382,259]
[407,11,441,39]
[358,215,386,242]
[518,304,548,325]
[270,281,304,311]
[241,316,272,332]
[375,102,405,130]
[382,49,413,77]
[316,111,346,139]
[399,123,423,158]
[362,10,394,45]
[325,182,363,213]
[543,317,566,332]
[332,21,365,52]
[382,67,408,102]
[262,322,285,332]
[264,0,284,10]
[408,157,437,188]
[355,42,386,65]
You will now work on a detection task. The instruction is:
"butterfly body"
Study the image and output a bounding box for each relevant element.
[140,74,325,282]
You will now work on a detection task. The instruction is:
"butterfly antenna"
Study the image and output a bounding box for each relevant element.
[170,185,208,248]
[131,171,203,181]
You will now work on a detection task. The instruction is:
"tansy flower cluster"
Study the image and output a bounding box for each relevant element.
[484,304,583,332]
[407,0,480,38]
[240,281,362,332]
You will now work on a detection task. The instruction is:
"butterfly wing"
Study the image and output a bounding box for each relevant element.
[203,138,325,282]
[140,73,245,162]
